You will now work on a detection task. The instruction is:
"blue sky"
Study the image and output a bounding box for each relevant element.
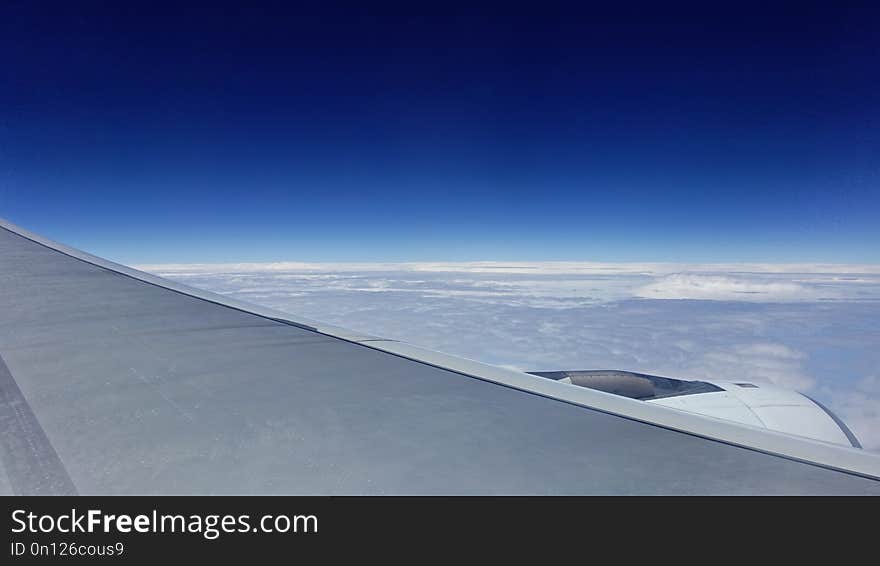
[1,2,878,263]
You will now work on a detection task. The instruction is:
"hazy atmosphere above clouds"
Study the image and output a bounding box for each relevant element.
[139,261,880,451]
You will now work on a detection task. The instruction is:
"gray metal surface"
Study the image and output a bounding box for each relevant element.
[0,226,878,494]
[805,394,863,450]
[528,370,723,400]
[0,353,77,495]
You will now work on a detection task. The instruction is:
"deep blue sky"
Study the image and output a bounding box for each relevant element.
[1,2,878,263]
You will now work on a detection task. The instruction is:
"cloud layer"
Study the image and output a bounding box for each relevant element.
[635,274,820,302]
[140,261,880,450]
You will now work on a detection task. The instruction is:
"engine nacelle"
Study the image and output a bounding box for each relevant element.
[528,370,861,448]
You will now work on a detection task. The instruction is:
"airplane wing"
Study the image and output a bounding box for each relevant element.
[1,218,879,494]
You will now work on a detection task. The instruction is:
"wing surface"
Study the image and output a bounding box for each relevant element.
[1,219,878,494]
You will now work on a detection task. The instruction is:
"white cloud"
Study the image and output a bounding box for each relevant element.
[142,261,880,304]
[677,342,815,390]
[138,261,880,451]
[635,274,823,302]
[138,260,880,276]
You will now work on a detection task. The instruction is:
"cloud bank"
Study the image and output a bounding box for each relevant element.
[635,273,824,302]
[139,261,880,450]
